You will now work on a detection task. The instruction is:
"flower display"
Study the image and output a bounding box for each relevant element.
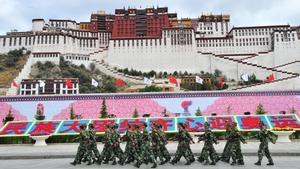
[36,103,44,116]
[272,127,294,131]
[53,99,174,120]
[203,96,300,116]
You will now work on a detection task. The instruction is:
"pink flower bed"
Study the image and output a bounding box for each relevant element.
[203,96,300,116]
[0,102,27,128]
[53,99,174,120]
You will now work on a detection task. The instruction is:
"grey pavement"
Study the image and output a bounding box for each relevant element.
[0,141,299,159]
[0,157,299,169]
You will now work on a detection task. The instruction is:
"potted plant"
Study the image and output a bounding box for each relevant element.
[30,130,51,146]
[35,103,45,120]
[272,127,294,143]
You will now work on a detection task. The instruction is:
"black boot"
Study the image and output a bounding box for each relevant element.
[151,163,157,168]
[125,159,132,164]
[255,161,261,166]
[112,160,117,165]
[197,157,204,163]
[134,162,141,168]
[267,162,274,166]
[87,161,93,165]
[169,161,176,165]
[231,161,237,165]
[209,162,216,165]
[203,160,209,165]
[70,162,77,166]
[238,161,244,165]
[185,161,191,165]
[159,161,166,165]
[96,159,102,165]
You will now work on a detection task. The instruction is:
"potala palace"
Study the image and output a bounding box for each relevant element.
[0,7,300,95]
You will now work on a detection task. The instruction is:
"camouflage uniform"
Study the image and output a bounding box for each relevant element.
[132,125,144,168]
[139,124,157,168]
[111,124,125,165]
[220,122,232,163]
[150,125,168,164]
[71,125,92,165]
[197,123,218,165]
[157,125,171,164]
[228,124,246,165]
[170,123,194,165]
[122,127,136,164]
[99,125,113,164]
[254,122,275,166]
[87,124,101,163]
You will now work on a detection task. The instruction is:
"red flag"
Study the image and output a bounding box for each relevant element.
[168,76,177,84]
[220,78,224,89]
[266,73,274,82]
[115,79,125,87]
[12,81,18,88]
[65,80,73,88]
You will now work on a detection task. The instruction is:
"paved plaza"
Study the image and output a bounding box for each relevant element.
[0,141,299,159]
[0,157,299,169]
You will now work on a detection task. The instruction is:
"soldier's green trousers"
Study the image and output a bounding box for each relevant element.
[230,141,244,163]
[221,141,231,162]
[258,143,273,163]
[171,142,193,163]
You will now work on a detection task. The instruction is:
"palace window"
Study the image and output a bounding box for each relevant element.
[2,38,6,46]
[41,36,45,44]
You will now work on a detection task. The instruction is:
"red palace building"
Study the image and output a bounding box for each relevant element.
[87,7,177,38]
[112,7,173,38]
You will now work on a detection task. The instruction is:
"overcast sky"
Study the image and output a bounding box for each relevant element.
[0,0,299,34]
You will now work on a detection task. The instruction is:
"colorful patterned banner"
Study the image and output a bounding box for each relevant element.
[0,114,299,137]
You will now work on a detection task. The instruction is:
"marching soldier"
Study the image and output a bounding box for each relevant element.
[87,123,101,164]
[99,124,113,164]
[70,124,92,166]
[170,123,195,165]
[122,123,136,164]
[133,124,143,168]
[157,124,171,165]
[196,122,218,165]
[254,121,275,166]
[111,124,125,165]
[220,121,232,163]
[138,123,157,168]
[228,122,247,165]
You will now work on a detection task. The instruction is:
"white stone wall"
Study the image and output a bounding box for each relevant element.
[107,28,199,73]
[32,19,45,32]
[239,76,300,91]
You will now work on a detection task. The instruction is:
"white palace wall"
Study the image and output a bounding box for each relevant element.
[106,29,200,73]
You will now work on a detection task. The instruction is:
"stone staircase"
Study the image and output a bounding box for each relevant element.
[211,54,299,90]
[6,54,34,95]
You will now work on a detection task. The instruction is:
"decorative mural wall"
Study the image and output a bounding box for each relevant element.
[0,91,299,128]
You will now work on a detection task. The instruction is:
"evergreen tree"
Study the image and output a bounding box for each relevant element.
[195,107,202,116]
[255,103,267,115]
[226,105,232,115]
[3,108,14,124]
[100,99,108,118]
[289,107,296,114]
[133,108,139,118]
[70,106,76,120]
